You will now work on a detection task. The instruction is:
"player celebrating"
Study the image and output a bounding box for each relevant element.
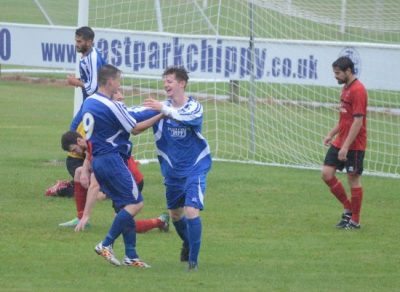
[321,56,368,230]
[82,64,162,267]
[143,66,212,271]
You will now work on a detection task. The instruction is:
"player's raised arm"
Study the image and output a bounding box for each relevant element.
[143,97,202,126]
[131,112,164,135]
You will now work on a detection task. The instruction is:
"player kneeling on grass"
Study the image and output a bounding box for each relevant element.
[59,130,169,233]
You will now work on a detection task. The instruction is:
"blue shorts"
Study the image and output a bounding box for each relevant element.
[164,173,208,210]
[92,153,143,210]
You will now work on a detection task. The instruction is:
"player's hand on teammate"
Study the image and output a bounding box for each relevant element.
[143,97,163,111]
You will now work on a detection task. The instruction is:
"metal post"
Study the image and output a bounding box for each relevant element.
[248,0,256,157]
[155,0,164,32]
[340,0,347,34]
[73,0,89,116]
[287,0,292,12]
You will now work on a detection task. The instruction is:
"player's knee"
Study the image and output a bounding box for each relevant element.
[347,174,361,188]
[184,206,200,219]
[170,209,183,222]
[96,191,106,201]
[321,167,335,183]
[73,166,83,182]
[123,201,144,216]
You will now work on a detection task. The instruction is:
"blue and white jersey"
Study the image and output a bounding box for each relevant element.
[153,96,212,178]
[79,47,106,99]
[70,47,106,131]
[81,93,137,159]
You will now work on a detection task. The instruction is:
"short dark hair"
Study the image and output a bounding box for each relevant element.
[162,66,189,84]
[75,26,95,41]
[98,64,121,86]
[332,56,355,74]
[61,131,82,151]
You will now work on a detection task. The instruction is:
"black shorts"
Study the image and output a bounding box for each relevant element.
[66,156,84,178]
[324,146,365,175]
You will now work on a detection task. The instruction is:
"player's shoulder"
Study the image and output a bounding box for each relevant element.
[352,79,368,96]
[85,47,105,63]
[84,93,115,111]
[94,47,107,64]
[353,79,366,90]
[84,93,101,104]
[88,47,101,56]
[185,96,203,112]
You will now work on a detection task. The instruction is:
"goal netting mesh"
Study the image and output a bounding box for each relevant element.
[84,0,400,178]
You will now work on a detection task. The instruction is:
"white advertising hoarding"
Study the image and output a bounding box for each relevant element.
[1,22,399,90]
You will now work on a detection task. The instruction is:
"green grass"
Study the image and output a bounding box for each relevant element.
[1,0,47,24]
[0,78,399,292]
[1,3,400,288]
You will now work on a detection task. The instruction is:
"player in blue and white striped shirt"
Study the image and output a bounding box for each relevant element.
[82,64,162,268]
[143,66,212,271]
[67,26,106,131]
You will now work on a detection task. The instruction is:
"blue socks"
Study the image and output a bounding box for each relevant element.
[173,217,189,247]
[122,216,138,259]
[174,216,203,264]
[187,217,202,264]
[103,209,138,259]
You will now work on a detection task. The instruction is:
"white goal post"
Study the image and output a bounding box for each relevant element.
[83,0,400,178]
[73,0,89,117]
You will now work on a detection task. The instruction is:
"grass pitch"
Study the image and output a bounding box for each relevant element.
[0,80,399,291]
[1,1,400,290]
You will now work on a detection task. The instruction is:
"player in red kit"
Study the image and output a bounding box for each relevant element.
[321,56,368,230]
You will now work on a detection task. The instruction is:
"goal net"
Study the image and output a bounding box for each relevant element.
[85,0,400,178]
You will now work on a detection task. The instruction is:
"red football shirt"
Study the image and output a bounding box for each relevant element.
[332,79,368,150]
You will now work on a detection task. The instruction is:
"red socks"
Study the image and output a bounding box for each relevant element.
[350,187,363,223]
[74,182,87,219]
[325,177,352,210]
[325,177,364,224]
[135,218,162,233]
